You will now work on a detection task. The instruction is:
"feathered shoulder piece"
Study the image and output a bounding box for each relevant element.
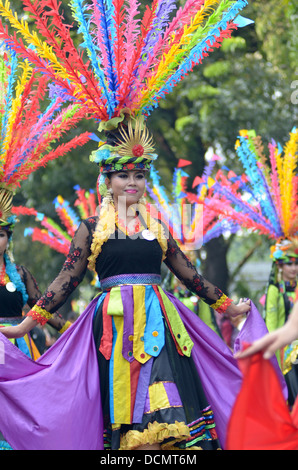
[0,43,92,226]
[0,0,252,171]
[199,128,298,259]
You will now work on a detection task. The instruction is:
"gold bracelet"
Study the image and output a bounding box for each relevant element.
[210,294,232,314]
[27,305,53,326]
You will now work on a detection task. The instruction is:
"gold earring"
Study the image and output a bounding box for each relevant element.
[102,188,114,207]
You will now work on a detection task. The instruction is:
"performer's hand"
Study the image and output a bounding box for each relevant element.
[0,317,37,339]
[0,325,23,338]
[235,327,290,360]
[235,301,298,360]
[226,299,250,319]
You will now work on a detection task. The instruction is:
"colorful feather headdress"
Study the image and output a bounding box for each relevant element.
[0,43,92,230]
[0,0,251,185]
[199,128,298,261]
[147,158,239,251]
[12,186,97,255]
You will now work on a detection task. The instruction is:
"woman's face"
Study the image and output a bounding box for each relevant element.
[0,229,9,258]
[107,170,146,209]
[281,259,298,282]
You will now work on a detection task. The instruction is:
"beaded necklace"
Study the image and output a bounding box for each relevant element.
[0,263,9,286]
[115,211,142,236]
[0,263,5,285]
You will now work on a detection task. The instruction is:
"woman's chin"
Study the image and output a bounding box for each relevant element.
[124,193,140,204]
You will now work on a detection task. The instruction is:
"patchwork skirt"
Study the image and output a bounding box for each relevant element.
[92,282,221,450]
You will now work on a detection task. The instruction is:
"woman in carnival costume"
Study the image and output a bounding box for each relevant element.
[226,292,298,451]
[0,196,70,450]
[0,44,92,449]
[0,42,91,342]
[1,114,253,452]
[193,128,298,449]
[0,0,262,451]
[197,128,298,344]
[0,202,69,360]
[264,239,298,405]
[226,245,298,451]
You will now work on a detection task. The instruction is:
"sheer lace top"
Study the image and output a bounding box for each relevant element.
[34,216,228,315]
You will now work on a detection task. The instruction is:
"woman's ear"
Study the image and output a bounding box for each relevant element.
[105,176,111,190]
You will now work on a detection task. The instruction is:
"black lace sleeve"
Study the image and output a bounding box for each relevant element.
[28,218,96,319]
[17,265,41,308]
[164,232,232,311]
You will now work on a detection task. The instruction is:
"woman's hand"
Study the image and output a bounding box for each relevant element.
[0,317,38,339]
[226,299,251,319]
[0,325,25,338]
[234,327,290,360]
[235,301,298,360]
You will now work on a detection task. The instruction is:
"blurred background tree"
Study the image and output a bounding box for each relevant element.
[5,0,297,314]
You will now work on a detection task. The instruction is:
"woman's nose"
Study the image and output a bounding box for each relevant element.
[127,176,137,185]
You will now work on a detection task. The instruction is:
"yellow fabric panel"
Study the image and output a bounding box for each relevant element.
[157,287,193,357]
[29,337,41,360]
[148,382,170,413]
[107,286,124,316]
[133,286,151,364]
[112,316,131,423]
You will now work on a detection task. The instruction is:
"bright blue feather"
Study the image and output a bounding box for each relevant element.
[0,45,18,157]
[4,97,64,181]
[70,0,117,117]
[92,0,118,106]
[141,0,249,116]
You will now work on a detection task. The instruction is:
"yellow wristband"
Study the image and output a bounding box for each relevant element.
[210,294,232,314]
[58,321,72,334]
[27,305,53,326]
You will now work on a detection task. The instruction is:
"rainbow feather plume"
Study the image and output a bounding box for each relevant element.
[148,159,239,251]
[0,0,250,123]
[199,128,298,241]
[0,43,92,193]
[13,186,97,256]
[73,185,98,219]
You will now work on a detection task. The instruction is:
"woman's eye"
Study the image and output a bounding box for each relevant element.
[136,174,145,179]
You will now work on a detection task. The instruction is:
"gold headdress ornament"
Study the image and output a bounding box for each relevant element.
[116,117,155,160]
[0,187,13,226]
[90,112,158,190]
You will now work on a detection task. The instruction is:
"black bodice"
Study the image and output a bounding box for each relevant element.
[95,230,163,280]
[0,285,23,317]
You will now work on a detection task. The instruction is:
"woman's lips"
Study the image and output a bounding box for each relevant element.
[125,189,138,194]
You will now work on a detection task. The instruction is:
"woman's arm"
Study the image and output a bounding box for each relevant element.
[164,233,250,317]
[0,221,92,338]
[18,265,68,332]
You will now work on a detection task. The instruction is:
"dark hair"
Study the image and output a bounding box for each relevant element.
[0,226,12,239]
[105,126,127,147]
